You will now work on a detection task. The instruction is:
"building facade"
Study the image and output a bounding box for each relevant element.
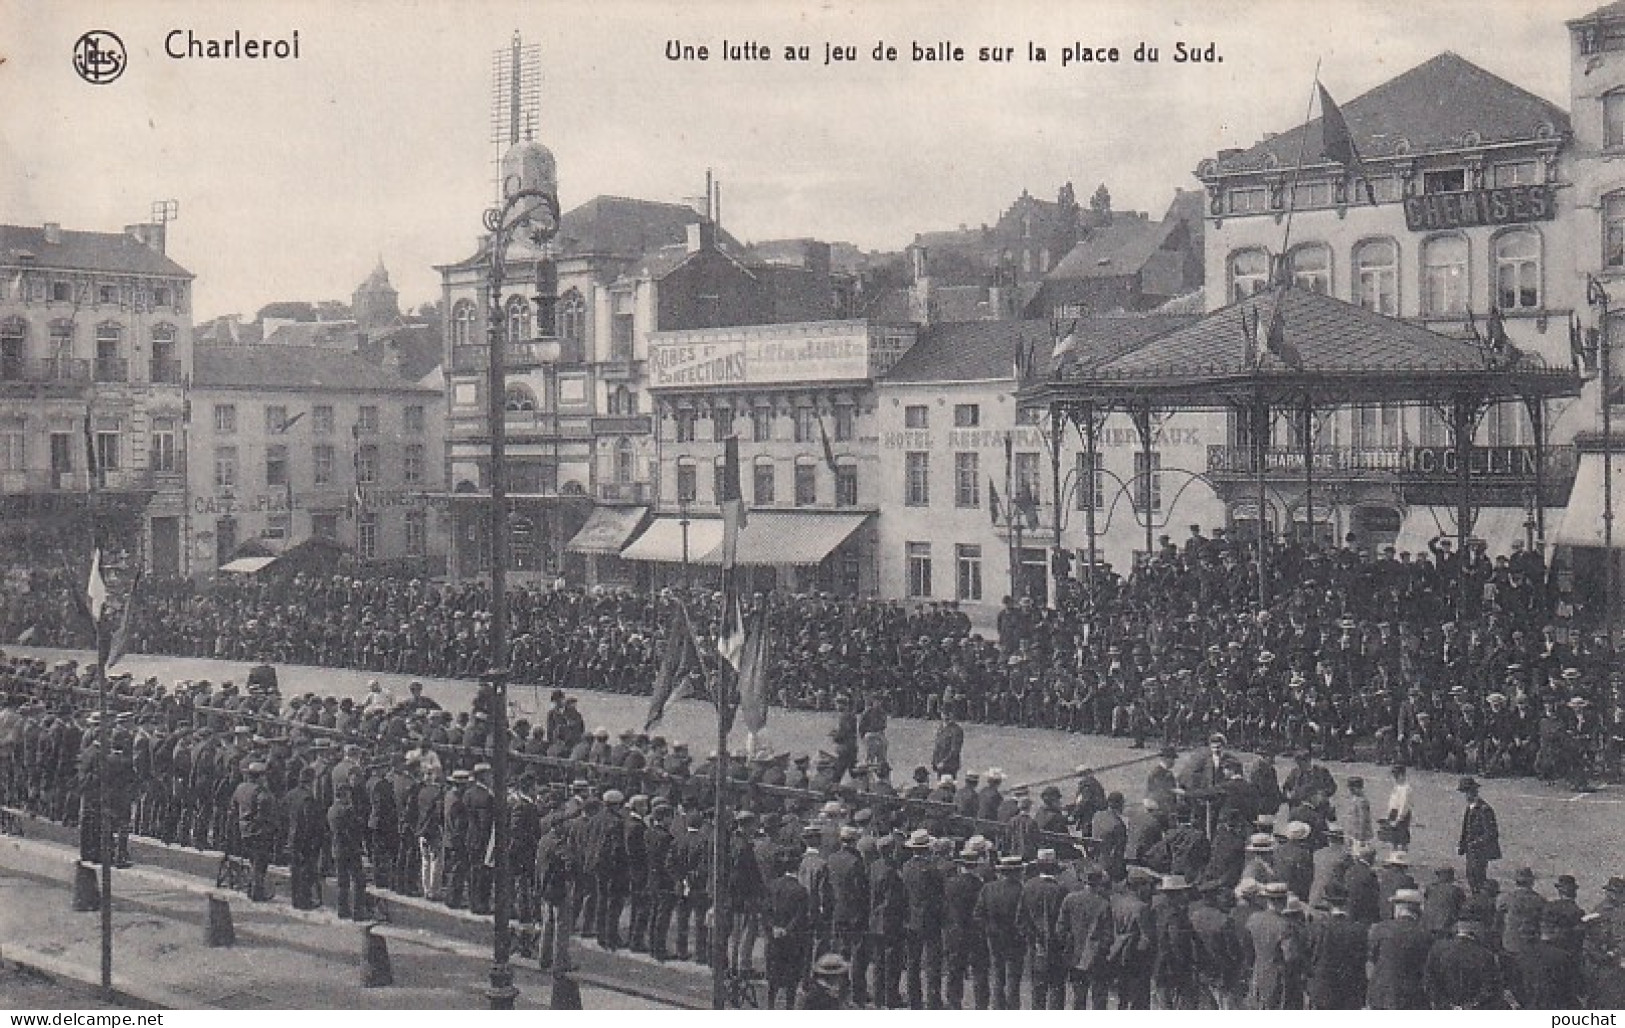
[0,221,193,577]
[876,319,1222,624]
[1195,52,1584,554]
[188,346,445,574]
[639,318,916,596]
[1560,2,1625,624]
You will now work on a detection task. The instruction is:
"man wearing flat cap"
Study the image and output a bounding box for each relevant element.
[229,760,276,901]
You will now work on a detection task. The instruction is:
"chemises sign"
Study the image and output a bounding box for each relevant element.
[649,324,872,388]
[1401,184,1555,232]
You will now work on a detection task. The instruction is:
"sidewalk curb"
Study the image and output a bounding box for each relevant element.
[3,832,703,1010]
[0,944,190,1010]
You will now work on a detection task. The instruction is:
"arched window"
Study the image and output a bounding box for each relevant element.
[504,383,537,412]
[1493,229,1541,311]
[1289,244,1331,294]
[450,299,476,347]
[614,438,634,484]
[505,295,530,344]
[557,289,585,344]
[1229,249,1270,302]
[1421,235,1469,316]
[1354,239,1399,315]
[1606,192,1625,270]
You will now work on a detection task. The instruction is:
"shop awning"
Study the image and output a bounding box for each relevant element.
[1553,452,1625,549]
[619,516,725,563]
[220,556,278,574]
[694,511,871,566]
[1395,505,1530,557]
[565,506,648,556]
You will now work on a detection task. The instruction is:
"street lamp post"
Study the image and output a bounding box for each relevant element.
[481,138,560,1011]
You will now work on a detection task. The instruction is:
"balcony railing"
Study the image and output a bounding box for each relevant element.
[0,357,91,384]
[451,344,489,372]
[94,357,129,383]
[0,468,152,493]
[149,358,183,384]
[598,481,649,503]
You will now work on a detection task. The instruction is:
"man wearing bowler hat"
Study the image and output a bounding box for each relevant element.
[1454,777,1500,892]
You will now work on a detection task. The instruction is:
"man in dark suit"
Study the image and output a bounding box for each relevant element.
[941,845,988,1009]
[284,765,323,910]
[1366,888,1432,1008]
[1509,911,1582,1009]
[1455,778,1500,892]
[764,849,812,1010]
[899,829,945,1009]
[1020,849,1069,1009]
[974,855,1025,1009]
[1057,864,1114,1009]
[1424,917,1504,1009]
[1305,884,1368,1009]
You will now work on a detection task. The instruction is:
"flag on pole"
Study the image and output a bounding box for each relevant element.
[988,478,1002,526]
[1051,320,1079,361]
[735,610,771,735]
[1263,293,1304,369]
[646,602,701,731]
[717,591,747,673]
[83,415,99,491]
[14,626,36,645]
[105,561,143,670]
[719,435,746,570]
[1588,273,1612,309]
[818,415,839,477]
[86,549,108,622]
[1317,83,1378,205]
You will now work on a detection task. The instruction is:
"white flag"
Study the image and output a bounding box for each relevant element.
[86,549,108,622]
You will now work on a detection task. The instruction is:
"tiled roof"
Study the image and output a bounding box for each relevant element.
[1572,1,1625,22]
[1086,286,1549,383]
[1211,53,1570,174]
[0,224,193,278]
[443,196,745,269]
[882,316,1196,385]
[1047,217,1163,281]
[194,345,436,393]
[363,321,442,382]
[262,321,359,347]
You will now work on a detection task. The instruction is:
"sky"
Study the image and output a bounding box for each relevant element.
[0,0,1605,320]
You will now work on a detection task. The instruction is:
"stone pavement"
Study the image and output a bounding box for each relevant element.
[0,833,675,1010]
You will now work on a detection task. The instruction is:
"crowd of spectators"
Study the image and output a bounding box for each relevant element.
[0,525,1619,783]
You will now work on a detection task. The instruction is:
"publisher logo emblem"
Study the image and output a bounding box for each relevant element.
[73,30,127,85]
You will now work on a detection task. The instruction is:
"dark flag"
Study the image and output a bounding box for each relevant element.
[1485,306,1522,368]
[104,560,143,670]
[1571,313,1586,372]
[1264,293,1304,369]
[719,435,746,570]
[735,610,771,735]
[646,602,701,731]
[988,478,1002,526]
[817,415,839,477]
[1318,83,1378,205]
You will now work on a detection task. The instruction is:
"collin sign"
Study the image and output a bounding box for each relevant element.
[1402,184,1555,232]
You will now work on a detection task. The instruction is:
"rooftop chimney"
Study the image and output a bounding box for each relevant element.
[124,223,166,255]
[685,220,717,253]
[42,223,61,245]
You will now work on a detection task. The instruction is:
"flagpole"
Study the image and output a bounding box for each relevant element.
[1277,59,1323,275]
[83,410,114,998]
[710,568,729,1009]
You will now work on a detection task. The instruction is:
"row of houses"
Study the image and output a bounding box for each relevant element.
[3,7,1622,630]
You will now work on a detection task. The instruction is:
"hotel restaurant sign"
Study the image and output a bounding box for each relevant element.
[1402,183,1555,233]
[648,322,872,389]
